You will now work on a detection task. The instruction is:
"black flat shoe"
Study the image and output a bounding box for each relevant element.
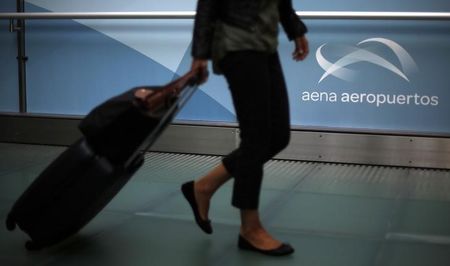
[238,235,294,256]
[181,181,213,234]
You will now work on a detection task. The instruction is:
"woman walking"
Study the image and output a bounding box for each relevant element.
[182,0,309,256]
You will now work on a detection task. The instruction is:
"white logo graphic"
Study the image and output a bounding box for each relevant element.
[316,38,418,83]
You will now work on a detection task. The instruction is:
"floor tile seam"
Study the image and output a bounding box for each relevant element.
[288,189,450,203]
[372,193,412,266]
[103,187,180,215]
[278,225,449,246]
[135,211,389,255]
[133,211,240,227]
[385,232,450,246]
[260,164,323,225]
[132,209,385,242]
[131,207,396,242]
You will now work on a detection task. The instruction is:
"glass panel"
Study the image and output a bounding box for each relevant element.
[21,0,450,135]
[0,0,19,113]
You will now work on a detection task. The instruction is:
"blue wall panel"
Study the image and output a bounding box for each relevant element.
[7,0,450,135]
[0,0,19,112]
[281,20,450,134]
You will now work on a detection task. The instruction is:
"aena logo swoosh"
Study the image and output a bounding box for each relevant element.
[316,38,418,83]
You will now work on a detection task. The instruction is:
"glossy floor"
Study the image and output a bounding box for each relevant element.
[0,143,449,266]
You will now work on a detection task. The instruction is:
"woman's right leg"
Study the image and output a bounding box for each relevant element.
[193,163,231,221]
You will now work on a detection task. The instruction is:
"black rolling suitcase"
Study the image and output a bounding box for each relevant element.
[6,71,201,250]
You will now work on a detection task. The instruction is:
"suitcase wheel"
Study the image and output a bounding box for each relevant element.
[25,241,42,251]
[5,214,16,231]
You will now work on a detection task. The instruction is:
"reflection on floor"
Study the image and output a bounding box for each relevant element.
[0,142,449,266]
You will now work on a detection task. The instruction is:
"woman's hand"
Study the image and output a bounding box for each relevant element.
[292,35,309,61]
[190,58,209,84]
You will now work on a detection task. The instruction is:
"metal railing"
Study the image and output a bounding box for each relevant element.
[0,11,450,20]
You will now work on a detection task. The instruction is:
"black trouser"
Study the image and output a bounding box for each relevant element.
[220,51,291,210]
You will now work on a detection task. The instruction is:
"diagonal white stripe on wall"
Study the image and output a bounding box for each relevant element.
[26,0,197,72]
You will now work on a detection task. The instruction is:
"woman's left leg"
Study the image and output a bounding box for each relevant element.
[239,52,292,251]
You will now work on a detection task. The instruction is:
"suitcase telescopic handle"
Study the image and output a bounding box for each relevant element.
[135,70,206,113]
[164,69,206,95]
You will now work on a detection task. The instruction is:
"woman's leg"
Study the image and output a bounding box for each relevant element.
[193,163,231,221]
